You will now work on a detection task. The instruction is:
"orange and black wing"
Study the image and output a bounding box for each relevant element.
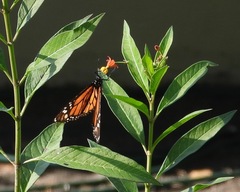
[54,77,102,123]
[92,85,102,142]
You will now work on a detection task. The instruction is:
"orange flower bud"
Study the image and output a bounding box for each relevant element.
[106,56,118,69]
[154,45,160,51]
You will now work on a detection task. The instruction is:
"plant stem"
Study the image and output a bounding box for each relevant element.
[145,94,155,192]
[2,0,22,191]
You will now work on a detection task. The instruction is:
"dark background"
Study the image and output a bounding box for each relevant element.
[0,0,239,171]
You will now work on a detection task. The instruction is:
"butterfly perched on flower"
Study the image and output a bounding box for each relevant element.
[54,56,118,142]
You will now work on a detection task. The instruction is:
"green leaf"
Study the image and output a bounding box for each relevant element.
[154,26,173,61]
[142,44,154,77]
[88,140,138,192]
[20,123,64,192]
[25,14,101,72]
[38,145,159,185]
[24,52,71,104]
[153,109,211,150]
[102,77,145,145]
[122,21,149,92]
[181,177,234,192]
[16,0,45,33]
[24,14,104,103]
[106,94,149,117]
[0,101,14,118]
[54,14,92,36]
[149,65,169,95]
[157,110,236,177]
[0,47,8,72]
[156,60,217,116]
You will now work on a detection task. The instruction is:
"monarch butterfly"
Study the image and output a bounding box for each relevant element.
[54,57,118,142]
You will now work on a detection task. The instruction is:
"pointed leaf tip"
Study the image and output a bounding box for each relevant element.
[122,20,149,92]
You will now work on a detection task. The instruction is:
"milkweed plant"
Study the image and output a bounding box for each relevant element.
[0,1,236,192]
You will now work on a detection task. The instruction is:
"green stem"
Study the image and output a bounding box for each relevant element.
[145,94,155,192]
[2,1,22,191]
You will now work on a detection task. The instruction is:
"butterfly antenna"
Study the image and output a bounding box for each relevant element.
[108,66,117,77]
